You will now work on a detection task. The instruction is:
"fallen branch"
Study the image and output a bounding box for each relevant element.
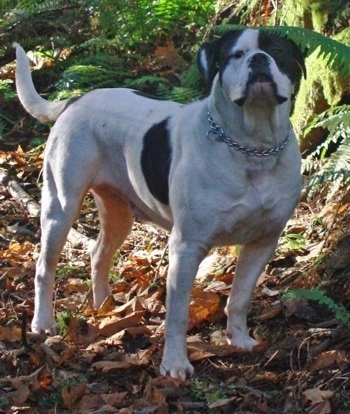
[0,168,40,217]
[0,168,92,249]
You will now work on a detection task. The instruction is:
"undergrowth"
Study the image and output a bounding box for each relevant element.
[284,288,350,329]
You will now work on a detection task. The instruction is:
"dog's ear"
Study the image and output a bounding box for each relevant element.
[198,30,244,90]
[197,39,220,89]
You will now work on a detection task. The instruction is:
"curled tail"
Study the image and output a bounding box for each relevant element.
[13,43,74,123]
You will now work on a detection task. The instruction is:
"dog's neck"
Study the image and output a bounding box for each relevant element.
[209,79,292,147]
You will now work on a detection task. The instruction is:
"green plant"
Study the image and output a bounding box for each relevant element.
[189,378,227,411]
[302,105,350,199]
[283,288,350,329]
[56,309,72,336]
[280,233,308,252]
[189,378,207,402]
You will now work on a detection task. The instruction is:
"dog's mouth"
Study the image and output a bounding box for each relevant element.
[234,73,288,107]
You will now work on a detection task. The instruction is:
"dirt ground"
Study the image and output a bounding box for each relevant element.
[0,146,350,413]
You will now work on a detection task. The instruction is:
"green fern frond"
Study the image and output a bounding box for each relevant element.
[123,75,169,88]
[215,25,350,77]
[166,87,202,104]
[305,105,350,137]
[283,289,350,329]
[302,105,350,197]
[52,63,126,96]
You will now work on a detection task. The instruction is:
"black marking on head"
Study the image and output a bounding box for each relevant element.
[197,30,244,90]
[141,118,172,204]
[257,31,306,94]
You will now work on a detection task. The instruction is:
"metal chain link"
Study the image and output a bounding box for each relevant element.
[206,111,291,157]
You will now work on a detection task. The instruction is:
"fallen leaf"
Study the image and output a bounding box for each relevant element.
[309,400,332,414]
[97,295,117,316]
[302,388,334,406]
[98,311,146,336]
[61,382,87,409]
[309,350,347,372]
[0,325,21,342]
[256,303,282,321]
[101,391,127,407]
[188,288,221,329]
[209,396,237,409]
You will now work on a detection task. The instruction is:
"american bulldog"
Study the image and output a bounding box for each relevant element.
[13,28,306,379]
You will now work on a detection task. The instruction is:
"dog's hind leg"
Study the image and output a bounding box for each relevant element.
[32,169,88,334]
[90,187,134,309]
[225,238,278,350]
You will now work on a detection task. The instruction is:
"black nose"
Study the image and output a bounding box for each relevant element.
[249,53,270,68]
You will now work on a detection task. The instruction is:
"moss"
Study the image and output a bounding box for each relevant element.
[292,47,344,153]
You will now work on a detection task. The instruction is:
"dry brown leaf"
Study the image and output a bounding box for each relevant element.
[101,391,127,407]
[75,393,105,412]
[61,382,87,409]
[105,325,154,342]
[97,294,117,316]
[65,317,98,344]
[6,384,31,405]
[302,388,334,406]
[209,396,238,409]
[155,42,187,71]
[309,401,332,414]
[114,296,145,315]
[0,325,21,342]
[93,349,152,373]
[139,290,165,313]
[309,350,348,372]
[98,310,146,336]
[3,365,51,405]
[93,360,133,372]
[187,348,215,362]
[188,288,221,329]
[256,303,282,321]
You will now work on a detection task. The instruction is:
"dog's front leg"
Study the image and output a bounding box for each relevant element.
[160,232,208,379]
[225,238,278,350]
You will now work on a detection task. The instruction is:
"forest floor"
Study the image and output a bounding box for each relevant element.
[1,145,350,413]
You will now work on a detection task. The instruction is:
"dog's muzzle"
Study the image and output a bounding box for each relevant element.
[234,53,288,106]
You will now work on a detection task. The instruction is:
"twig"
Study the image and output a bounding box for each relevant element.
[0,168,40,217]
[0,167,92,249]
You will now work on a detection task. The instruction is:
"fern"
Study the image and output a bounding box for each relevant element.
[123,75,169,88]
[302,105,350,198]
[166,87,202,104]
[283,289,350,329]
[305,105,350,141]
[215,25,350,77]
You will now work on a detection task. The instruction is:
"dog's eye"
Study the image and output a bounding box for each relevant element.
[270,47,282,55]
[231,51,244,59]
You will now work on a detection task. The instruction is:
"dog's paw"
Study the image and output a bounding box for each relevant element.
[226,331,258,351]
[160,358,194,380]
[31,315,57,335]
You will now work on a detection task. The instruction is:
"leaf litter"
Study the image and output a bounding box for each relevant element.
[0,147,350,413]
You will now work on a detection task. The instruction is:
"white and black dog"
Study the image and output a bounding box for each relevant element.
[13,28,306,379]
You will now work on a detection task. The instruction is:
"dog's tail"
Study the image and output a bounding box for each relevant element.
[13,43,74,123]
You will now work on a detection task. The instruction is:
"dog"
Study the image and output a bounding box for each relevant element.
[13,28,306,380]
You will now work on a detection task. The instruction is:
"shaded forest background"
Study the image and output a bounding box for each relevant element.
[0,1,350,413]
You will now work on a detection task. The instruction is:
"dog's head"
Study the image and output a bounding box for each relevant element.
[198,28,306,107]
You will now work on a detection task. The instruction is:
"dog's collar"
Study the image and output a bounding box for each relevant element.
[206,111,292,157]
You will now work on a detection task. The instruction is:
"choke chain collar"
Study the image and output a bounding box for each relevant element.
[206,111,291,157]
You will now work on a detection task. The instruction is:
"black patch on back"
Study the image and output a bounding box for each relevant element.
[62,96,82,111]
[141,118,172,204]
